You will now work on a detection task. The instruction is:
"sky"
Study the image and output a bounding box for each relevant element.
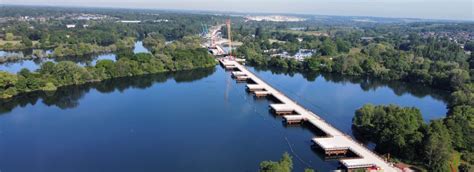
[2,0,474,21]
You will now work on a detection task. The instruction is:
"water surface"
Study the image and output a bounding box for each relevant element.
[0,66,449,171]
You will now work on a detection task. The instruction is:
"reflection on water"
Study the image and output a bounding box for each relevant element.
[251,66,449,103]
[0,58,53,73]
[0,67,215,114]
[0,49,53,57]
[0,50,24,57]
[0,41,150,73]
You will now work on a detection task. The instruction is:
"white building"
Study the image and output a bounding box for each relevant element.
[271,51,290,58]
[294,49,315,61]
[118,20,141,23]
[66,24,76,28]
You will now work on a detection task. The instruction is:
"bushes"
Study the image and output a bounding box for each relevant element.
[170,48,216,70]
[0,72,19,99]
[259,152,293,172]
[52,61,92,85]
[52,43,119,57]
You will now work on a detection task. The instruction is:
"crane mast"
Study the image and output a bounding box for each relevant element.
[226,19,233,60]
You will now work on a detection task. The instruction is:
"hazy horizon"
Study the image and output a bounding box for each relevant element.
[1,0,473,21]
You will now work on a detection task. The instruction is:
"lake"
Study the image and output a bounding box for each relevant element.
[0,41,149,74]
[0,66,449,171]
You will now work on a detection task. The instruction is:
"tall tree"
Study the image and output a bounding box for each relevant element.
[5,32,14,41]
[320,39,336,56]
[424,120,452,171]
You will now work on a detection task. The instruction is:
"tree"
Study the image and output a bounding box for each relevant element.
[464,41,474,51]
[336,38,350,53]
[0,71,19,98]
[5,32,14,41]
[320,39,336,56]
[268,57,289,69]
[423,120,452,171]
[52,61,92,85]
[255,27,263,39]
[448,69,470,89]
[450,89,474,107]
[95,59,116,78]
[304,57,322,71]
[259,152,293,172]
[21,36,33,47]
[0,71,18,89]
[39,61,56,75]
[445,105,474,151]
[143,33,166,53]
[42,82,57,91]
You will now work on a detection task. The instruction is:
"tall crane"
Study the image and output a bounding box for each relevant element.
[226,18,234,60]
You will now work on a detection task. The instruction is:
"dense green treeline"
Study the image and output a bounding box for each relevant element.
[1,20,135,51]
[236,28,471,89]
[353,104,473,171]
[52,38,136,57]
[0,36,216,99]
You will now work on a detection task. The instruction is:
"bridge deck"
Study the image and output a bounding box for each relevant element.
[246,84,265,91]
[220,59,397,171]
[231,71,246,76]
[270,104,294,112]
[312,137,351,151]
[254,90,271,97]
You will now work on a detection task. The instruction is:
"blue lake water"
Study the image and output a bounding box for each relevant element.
[0,51,24,57]
[0,41,149,74]
[0,66,449,171]
[0,58,50,74]
[133,41,149,54]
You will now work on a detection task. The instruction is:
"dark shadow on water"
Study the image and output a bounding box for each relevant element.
[0,67,215,114]
[267,94,284,104]
[302,122,329,137]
